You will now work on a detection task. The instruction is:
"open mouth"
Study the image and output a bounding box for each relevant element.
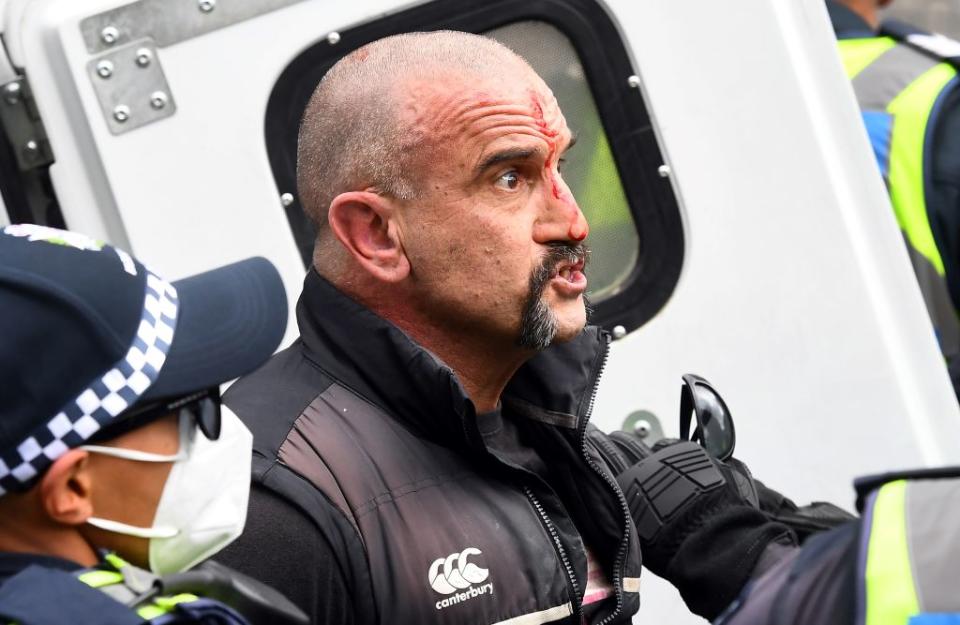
[550,257,587,291]
[552,257,585,281]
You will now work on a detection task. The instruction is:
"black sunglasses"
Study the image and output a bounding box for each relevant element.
[679,374,736,461]
[90,387,222,443]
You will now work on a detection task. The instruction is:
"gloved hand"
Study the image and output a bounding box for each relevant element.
[616,440,797,620]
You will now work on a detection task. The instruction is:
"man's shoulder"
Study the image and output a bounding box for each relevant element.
[225,337,335,407]
[217,481,371,624]
[224,338,336,455]
[223,481,362,558]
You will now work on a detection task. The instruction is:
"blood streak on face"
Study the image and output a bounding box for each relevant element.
[529,92,587,242]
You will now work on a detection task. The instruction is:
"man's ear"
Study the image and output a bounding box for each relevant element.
[327,191,411,282]
[39,449,94,526]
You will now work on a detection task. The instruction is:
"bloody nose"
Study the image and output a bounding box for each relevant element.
[567,202,589,242]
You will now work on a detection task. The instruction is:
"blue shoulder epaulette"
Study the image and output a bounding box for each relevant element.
[854,465,960,512]
[882,19,960,69]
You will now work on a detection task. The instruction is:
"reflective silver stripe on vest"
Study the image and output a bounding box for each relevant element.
[95,581,140,605]
[904,478,960,611]
[851,43,941,110]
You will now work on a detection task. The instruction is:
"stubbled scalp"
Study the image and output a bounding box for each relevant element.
[297,31,534,238]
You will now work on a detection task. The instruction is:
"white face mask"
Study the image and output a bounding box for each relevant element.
[82,405,253,575]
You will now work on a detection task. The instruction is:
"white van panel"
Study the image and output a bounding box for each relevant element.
[11,0,960,622]
[592,0,960,621]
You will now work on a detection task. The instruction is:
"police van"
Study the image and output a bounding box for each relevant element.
[0,0,957,622]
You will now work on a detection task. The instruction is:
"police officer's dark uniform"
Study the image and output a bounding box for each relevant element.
[736,468,960,625]
[0,225,304,625]
[0,551,250,625]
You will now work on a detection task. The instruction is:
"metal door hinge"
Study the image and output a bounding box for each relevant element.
[0,77,54,171]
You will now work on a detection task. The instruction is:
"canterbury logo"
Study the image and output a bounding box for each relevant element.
[428,547,490,595]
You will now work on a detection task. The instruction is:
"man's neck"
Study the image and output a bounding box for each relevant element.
[834,0,879,30]
[0,517,98,568]
[326,270,533,413]
[391,316,529,413]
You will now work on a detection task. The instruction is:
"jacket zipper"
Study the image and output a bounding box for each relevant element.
[579,332,633,625]
[589,432,630,475]
[523,485,584,624]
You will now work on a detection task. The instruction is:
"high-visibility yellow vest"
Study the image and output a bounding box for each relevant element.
[838,36,960,353]
[860,477,960,625]
[77,553,199,621]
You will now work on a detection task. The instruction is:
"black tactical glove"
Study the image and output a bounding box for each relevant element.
[615,440,797,620]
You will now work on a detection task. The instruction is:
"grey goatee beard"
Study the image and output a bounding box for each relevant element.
[517,243,591,350]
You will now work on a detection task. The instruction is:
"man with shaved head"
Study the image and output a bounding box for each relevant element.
[216,30,803,624]
[297,31,590,370]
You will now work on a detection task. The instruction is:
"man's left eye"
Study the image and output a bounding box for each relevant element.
[495,171,521,191]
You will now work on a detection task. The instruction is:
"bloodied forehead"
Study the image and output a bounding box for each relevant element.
[395,69,570,161]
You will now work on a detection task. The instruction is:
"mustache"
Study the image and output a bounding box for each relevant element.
[531,242,590,286]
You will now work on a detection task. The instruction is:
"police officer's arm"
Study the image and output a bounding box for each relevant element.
[930,88,960,328]
[714,521,859,625]
[216,485,355,625]
[924,87,960,399]
[721,469,960,625]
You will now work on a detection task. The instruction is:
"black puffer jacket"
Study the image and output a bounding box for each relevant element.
[221,270,642,625]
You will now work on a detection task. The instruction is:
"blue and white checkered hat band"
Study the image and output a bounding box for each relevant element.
[0,271,179,495]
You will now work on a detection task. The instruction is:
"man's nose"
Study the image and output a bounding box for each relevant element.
[566,201,589,242]
[539,171,589,242]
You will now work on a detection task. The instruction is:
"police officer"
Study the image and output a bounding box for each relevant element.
[828,0,960,391]
[0,224,304,625]
[721,467,960,624]
[718,466,960,623]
